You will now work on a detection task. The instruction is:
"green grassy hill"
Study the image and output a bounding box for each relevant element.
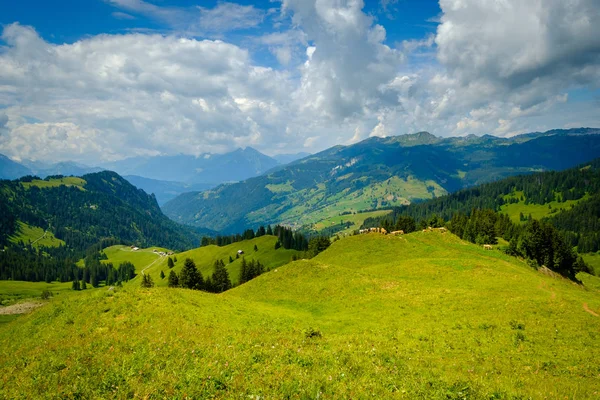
[101,236,300,287]
[1,231,599,398]
[500,190,588,223]
[8,221,65,248]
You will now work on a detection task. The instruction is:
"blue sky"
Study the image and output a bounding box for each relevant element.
[0,0,598,163]
[1,1,441,46]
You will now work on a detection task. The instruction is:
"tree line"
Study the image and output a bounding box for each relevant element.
[201,225,309,252]
[166,258,259,293]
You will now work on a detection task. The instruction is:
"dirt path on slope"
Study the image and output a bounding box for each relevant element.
[30,230,48,245]
[0,302,44,315]
[141,255,164,276]
[583,303,599,317]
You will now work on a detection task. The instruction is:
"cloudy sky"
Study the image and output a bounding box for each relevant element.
[1,0,599,164]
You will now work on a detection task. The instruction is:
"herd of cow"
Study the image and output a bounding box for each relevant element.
[356,226,494,250]
[357,227,402,235]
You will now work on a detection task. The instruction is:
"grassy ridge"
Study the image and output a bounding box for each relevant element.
[1,232,599,398]
[8,221,65,248]
[100,236,300,287]
[309,209,392,236]
[21,177,86,190]
[500,191,587,223]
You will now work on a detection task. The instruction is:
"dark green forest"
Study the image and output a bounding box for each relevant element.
[364,158,600,253]
[0,171,206,283]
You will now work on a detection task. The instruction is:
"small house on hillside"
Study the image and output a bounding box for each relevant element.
[237,250,244,255]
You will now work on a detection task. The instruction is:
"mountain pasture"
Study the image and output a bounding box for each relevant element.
[1,231,599,398]
[500,191,588,223]
[9,222,65,248]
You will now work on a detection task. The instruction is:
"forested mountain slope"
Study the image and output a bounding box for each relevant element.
[163,128,600,233]
[0,171,204,252]
[363,158,600,253]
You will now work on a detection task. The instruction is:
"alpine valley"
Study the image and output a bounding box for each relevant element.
[162,128,600,233]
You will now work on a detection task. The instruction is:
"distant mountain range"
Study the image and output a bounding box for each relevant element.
[162,128,600,233]
[102,147,281,184]
[0,147,310,205]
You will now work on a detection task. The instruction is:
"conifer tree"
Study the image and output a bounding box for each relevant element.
[179,258,203,290]
[254,244,258,252]
[91,273,99,288]
[229,255,234,263]
[167,257,174,268]
[168,270,179,287]
[160,270,165,279]
[81,280,87,290]
[211,259,231,293]
[141,273,154,288]
[239,258,248,284]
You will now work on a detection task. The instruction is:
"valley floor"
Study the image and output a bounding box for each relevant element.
[1,231,599,398]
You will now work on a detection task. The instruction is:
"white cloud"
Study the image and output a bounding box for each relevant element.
[197,2,265,32]
[0,23,294,163]
[1,0,600,164]
[106,0,265,34]
[112,11,136,20]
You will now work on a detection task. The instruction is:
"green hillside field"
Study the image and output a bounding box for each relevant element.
[8,221,65,248]
[307,209,392,236]
[500,191,587,223]
[0,280,72,307]
[1,231,599,398]
[101,235,300,287]
[21,176,86,190]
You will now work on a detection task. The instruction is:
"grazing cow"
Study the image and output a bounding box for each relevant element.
[438,227,447,232]
[483,244,493,250]
[390,230,404,236]
[380,228,388,235]
[370,227,378,232]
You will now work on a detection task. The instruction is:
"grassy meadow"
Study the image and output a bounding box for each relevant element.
[1,231,599,398]
[582,252,600,276]
[8,221,65,248]
[500,190,586,223]
[0,281,73,307]
[101,236,300,287]
[21,177,86,190]
[309,209,392,236]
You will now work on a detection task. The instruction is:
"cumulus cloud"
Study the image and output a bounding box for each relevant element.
[197,2,265,32]
[283,0,404,120]
[1,0,600,163]
[0,23,294,163]
[423,0,600,135]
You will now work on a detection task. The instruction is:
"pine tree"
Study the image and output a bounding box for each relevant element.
[168,270,179,287]
[91,273,98,288]
[179,258,203,290]
[229,255,234,263]
[254,244,258,252]
[72,279,80,291]
[174,256,177,263]
[160,270,165,279]
[239,258,248,284]
[167,257,174,268]
[141,273,154,288]
[212,259,231,293]
[81,280,87,290]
